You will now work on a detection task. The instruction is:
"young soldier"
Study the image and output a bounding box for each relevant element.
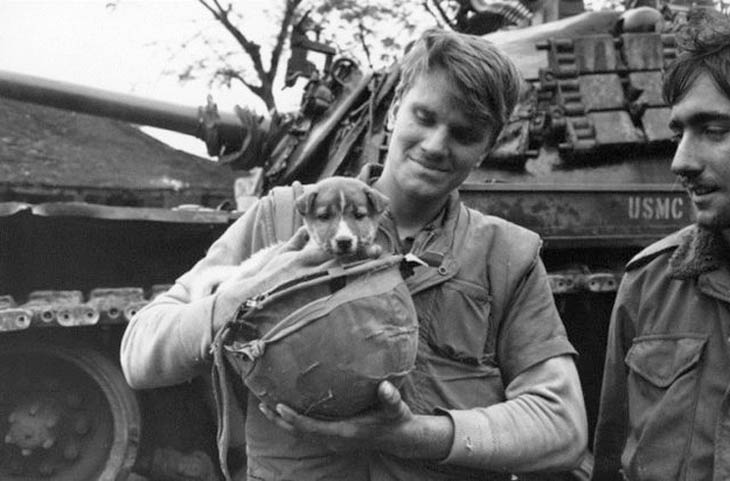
[122,28,587,480]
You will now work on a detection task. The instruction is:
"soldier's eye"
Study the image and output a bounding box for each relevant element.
[703,124,730,141]
[413,107,435,125]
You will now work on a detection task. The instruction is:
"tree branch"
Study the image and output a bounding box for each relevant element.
[197,0,268,85]
[426,0,457,30]
[357,21,373,68]
[268,0,304,86]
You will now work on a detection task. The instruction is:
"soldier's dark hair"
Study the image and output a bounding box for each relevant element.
[395,28,522,140]
[663,9,730,105]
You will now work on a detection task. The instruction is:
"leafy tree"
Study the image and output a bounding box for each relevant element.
[194,0,302,111]
[189,0,434,112]
[311,0,430,67]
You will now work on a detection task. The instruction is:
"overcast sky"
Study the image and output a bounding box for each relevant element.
[0,0,302,157]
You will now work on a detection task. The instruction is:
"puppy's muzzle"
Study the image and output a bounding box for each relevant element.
[328,218,359,255]
[333,236,356,254]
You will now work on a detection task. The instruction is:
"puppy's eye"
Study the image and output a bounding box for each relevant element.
[353,211,366,220]
[316,212,332,221]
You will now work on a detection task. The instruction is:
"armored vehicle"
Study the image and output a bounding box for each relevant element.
[0,7,689,480]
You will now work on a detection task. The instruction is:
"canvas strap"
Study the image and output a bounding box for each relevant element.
[212,180,306,481]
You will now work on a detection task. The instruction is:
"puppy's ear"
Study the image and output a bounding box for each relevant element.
[364,187,389,215]
[295,187,318,216]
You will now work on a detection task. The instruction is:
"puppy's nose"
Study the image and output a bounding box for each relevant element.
[336,238,353,252]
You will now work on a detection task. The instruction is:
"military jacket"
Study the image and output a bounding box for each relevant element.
[593,225,730,481]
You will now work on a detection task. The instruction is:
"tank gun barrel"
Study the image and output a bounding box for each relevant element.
[0,69,246,154]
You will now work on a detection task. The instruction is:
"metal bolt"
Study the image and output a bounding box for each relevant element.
[16,314,29,328]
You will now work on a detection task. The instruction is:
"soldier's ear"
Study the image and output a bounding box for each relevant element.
[386,98,400,130]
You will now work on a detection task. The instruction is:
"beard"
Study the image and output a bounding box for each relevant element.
[693,203,730,233]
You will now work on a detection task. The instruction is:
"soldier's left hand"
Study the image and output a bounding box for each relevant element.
[258,380,421,457]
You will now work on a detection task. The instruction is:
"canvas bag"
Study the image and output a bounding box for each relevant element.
[210,185,419,481]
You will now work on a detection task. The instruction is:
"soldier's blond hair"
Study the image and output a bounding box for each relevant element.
[396,28,522,140]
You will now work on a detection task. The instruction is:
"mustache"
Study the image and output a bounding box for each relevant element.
[677,174,699,188]
[678,176,693,189]
[677,175,717,192]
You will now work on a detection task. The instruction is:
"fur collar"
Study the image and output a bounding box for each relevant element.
[669,225,729,279]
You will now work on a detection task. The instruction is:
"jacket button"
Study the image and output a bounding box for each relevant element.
[437,266,448,275]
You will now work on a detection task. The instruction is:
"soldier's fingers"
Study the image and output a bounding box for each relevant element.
[275,404,309,427]
[275,404,333,435]
[378,381,410,421]
[259,403,295,432]
[276,404,362,442]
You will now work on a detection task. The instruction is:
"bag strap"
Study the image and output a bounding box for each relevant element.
[212,181,306,480]
[211,325,234,481]
[269,180,305,243]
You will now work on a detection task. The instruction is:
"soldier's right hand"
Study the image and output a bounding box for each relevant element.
[232,226,334,287]
[210,227,335,331]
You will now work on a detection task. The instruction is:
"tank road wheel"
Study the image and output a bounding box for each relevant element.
[0,342,140,481]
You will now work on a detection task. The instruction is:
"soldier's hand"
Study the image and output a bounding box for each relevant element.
[258,381,452,460]
[226,226,334,290]
[210,227,335,330]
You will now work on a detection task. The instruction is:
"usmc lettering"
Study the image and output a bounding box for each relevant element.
[628,196,685,220]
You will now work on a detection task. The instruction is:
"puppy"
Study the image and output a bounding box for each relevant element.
[295,176,389,259]
[189,177,389,300]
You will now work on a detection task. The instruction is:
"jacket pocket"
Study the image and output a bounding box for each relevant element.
[416,277,493,366]
[625,335,705,388]
[404,278,504,412]
[623,334,707,480]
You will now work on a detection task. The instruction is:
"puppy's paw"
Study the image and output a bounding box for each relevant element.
[363,243,383,259]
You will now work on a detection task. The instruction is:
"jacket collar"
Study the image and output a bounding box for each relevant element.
[669,225,728,280]
[358,163,464,294]
[358,162,462,256]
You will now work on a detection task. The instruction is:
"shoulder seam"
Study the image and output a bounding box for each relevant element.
[626,226,692,271]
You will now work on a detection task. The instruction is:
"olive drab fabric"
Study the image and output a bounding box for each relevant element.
[593,225,730,481]
[213,254,418,414]
[210,185,419,481]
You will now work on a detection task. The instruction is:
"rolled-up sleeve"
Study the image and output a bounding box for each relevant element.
[442,354,587,472]
[441,237,586,472]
